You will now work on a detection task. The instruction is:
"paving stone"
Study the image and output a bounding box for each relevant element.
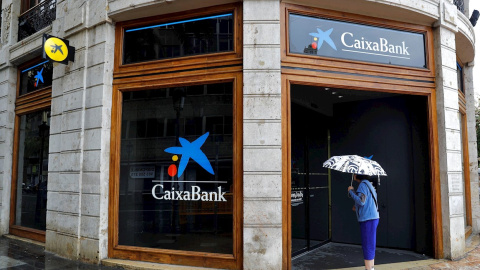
[0,236,121,270]
[2,233,480,269]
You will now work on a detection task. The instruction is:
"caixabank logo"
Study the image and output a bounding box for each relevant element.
[309,27,337,51]
[33,68,44,88]
[42,34,75,65]
[164,132,214,178]
[151,132,227,202]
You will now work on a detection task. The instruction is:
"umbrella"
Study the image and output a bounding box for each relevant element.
[322,155,387,186]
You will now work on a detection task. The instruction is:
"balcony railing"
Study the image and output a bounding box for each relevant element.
[18,0,56,41]
[454,0,465,14]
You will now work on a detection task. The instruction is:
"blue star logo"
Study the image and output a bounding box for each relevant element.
[165,132,214,177]
[309,28,337,50]
[34,68,44,87]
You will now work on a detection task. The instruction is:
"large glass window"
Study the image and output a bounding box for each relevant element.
[118,83,234,254]
[11,58,52,242]
[123,13,234,64]
[15,109,50,231]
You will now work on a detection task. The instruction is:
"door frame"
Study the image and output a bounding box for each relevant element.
[282,78,442,269]
[280,4,442,269]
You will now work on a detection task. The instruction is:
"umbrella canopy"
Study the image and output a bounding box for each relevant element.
[323,155,387,176]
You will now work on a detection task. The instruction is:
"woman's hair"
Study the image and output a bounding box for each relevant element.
[356,174,379,188]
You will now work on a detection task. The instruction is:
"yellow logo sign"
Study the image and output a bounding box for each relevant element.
[44,37,68,62]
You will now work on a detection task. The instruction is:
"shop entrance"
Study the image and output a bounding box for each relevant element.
[290,85,433,267]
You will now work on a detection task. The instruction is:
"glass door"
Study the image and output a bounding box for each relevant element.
[291,103,330,256]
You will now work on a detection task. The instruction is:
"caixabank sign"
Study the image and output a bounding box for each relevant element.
[151,132,227,202]
[42,34,75,65]
[289,14,426,68]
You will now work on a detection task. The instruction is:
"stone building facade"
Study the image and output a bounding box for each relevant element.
[0,0,477,269]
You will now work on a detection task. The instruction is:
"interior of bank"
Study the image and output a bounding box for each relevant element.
[290,84,434,269]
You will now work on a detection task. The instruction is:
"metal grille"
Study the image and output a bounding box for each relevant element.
[454,0,465,13]
[18,0,56,41]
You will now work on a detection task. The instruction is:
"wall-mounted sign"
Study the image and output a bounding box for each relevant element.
[42,34,75,65]
[289,14,426,68]
[129,166,155,178]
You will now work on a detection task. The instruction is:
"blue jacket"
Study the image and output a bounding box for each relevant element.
[349,180,379,222]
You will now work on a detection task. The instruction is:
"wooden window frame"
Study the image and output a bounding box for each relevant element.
[109,5,243,269]
[108,74,243,270]
[457,60,472,238]
[280,4,443,269]
[459,107,473,238]
[113,3,243,80]
[20,0,41,15]
[10,57,52,243]
[16,59,52,101]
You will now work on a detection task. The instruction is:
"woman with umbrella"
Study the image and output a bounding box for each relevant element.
[348,174,379,270]
[323,155,385,270]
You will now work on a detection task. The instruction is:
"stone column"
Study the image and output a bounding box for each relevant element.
[463,63,480,233]
[46,0,113,263]
[0,65,17,235]
[1,0,20,45]
[433,0,465,259]
[0,0,20,235]
[243,0,282,269]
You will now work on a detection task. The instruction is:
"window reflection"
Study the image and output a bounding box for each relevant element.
[123,13,234,64]
[15,109,50,231]
[118,83,234,254]
[19,61,53,95]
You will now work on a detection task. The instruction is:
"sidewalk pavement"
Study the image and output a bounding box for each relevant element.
[0,234,479,269]
[0,235,121,270]
[405,233,480,270]
[335,234,480,270]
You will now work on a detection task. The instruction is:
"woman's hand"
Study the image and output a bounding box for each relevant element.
[348,186,354,192]
[352,205,356,211]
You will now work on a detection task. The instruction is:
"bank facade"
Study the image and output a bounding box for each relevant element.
[0,0,478,269]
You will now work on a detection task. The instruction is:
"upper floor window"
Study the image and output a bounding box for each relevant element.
[123,13,234,65]
[21,0,41,13]
[453,0,465,14]
[18,0,56,41]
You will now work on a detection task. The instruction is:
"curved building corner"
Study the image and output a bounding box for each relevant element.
[0,0,477,269]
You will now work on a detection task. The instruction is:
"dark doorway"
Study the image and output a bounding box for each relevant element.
[291,104,330,256]
[290,85,433,265]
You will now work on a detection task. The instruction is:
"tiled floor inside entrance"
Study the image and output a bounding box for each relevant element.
[292,242,432,270]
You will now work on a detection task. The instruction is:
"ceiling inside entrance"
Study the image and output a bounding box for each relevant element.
[291,84,401,117]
